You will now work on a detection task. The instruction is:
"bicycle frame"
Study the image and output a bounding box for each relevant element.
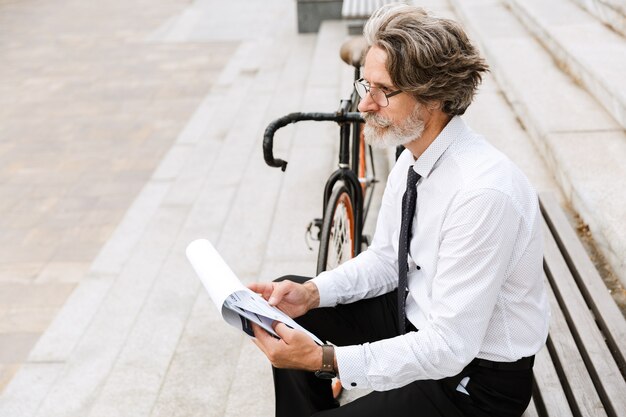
[262,101,366,254]
[321,99,365,255]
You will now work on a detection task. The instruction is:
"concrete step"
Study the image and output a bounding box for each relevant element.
[223,20,359,416]
[413,1,563,196]
[448,0,626,285]
[120,35,318,417]
[569,0,626,37]
[0,14,369,417]
[0,10,322,417]
[505,0,626,129]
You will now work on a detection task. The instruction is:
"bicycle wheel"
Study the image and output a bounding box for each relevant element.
[316,184,356,274]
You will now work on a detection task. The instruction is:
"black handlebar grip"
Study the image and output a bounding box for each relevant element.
[262,115,293,171]
[262,112,364,171]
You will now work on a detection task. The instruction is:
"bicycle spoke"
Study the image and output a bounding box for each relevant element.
[317,186,356,274]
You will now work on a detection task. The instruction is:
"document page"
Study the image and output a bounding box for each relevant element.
[186,239,323,345]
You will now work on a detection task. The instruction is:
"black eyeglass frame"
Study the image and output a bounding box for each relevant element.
[354,78,402,107]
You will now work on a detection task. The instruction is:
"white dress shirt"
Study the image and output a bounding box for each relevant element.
[311,116,550,391]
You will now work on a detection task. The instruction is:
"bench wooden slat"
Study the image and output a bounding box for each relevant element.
[533,342,574,417]
[342,0,400,19]
[543,219,626,417]
[540,193,626,372]
[542,269,608,417]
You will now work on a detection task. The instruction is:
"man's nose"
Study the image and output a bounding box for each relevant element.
[357,93,379,113]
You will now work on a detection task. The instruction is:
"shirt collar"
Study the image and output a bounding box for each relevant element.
[412,115,468,178]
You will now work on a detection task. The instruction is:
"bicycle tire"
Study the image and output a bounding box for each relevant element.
[316,184,356,275]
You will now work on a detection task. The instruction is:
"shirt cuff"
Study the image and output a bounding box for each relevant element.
[335,344,369,390]
[311,271,338,308]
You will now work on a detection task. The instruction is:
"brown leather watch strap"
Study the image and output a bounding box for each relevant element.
[321,344,335,372]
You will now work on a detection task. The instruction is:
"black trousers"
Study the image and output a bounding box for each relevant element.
[272,276,533,417]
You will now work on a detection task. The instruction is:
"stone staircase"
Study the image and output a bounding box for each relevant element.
[505,0,626,129]
[570,0,626,37]
[0,3,357,416]
[1,0,624,415]
[439,0,626,287]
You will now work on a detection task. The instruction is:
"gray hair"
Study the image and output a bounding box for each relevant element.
[363,4,488,115]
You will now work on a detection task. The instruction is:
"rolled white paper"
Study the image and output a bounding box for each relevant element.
[186,238,246,313]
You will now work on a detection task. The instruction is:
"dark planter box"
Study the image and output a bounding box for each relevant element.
[296,0,343,33]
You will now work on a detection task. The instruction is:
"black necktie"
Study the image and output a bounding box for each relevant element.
[398,166,420,334]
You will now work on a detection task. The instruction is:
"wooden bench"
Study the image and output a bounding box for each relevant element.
[523,193,626,417]
[341,0,405,34]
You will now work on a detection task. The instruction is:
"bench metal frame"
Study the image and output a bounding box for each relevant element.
[524,193,626,417]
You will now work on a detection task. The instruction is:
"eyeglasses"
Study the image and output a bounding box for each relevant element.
[354,78,402,107]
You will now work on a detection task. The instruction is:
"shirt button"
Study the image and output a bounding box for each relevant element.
[351,382,357,387]
[416,265,421,270]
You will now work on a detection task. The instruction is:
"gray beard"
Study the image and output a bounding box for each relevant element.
[362,106,425,149]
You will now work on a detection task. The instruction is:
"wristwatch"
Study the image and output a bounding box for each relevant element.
[314,344,337,379]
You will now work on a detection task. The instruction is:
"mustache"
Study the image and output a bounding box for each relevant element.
[361,112,392,128]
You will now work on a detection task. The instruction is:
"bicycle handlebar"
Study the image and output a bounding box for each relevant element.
[263,111,364,171]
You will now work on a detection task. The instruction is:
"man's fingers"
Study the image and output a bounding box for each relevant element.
[268,282,293,306]
[251,323,284,366]
[251,321,319,371]
[272,322,296,343]
[252,323,281,357]
[253,321,292,345]
[251,322,271,341]
[247,282,274,301]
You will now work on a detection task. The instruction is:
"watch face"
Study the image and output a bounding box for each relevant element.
[314,370,337,380]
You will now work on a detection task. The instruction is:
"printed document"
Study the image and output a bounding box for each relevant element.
[186,239,322,345]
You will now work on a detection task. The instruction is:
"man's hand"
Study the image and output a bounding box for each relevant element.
[248,280,320,318]
[251,322,321,371]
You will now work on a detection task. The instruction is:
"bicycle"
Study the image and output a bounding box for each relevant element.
[262,36,377,276]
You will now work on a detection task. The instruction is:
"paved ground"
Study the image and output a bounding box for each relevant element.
[0,0,237,392]
[0,0,593,416]
[0,1,353,415]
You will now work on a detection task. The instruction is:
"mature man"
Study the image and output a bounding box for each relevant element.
[250,4,549,417]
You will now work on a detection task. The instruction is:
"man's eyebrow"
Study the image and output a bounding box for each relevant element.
[371,81,394,90]
[361,76,396,91]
